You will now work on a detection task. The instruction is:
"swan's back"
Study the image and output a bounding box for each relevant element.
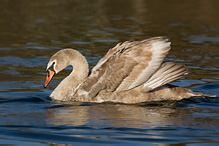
[74,36,184,98]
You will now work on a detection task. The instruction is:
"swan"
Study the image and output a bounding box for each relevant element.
[44,36,210,104]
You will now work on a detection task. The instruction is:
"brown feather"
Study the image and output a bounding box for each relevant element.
[75,36,172,98]
[143,62,188,92]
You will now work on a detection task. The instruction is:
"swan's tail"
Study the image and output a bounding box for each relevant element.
[143,62,188,92]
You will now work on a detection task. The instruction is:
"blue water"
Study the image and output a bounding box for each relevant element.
[1,96,218,144]
[0,0,218,145]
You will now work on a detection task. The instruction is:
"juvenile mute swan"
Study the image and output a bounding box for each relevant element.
[44,37,209,104]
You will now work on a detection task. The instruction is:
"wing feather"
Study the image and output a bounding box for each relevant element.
[76,36,171,98]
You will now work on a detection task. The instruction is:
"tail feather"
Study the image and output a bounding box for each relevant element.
[143,62,188,92]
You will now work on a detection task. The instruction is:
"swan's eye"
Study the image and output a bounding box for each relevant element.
[47,61,56,72]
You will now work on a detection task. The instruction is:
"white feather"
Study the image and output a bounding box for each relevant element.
[128,41,171,89]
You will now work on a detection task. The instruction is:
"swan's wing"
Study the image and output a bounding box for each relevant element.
[76,36,171,98]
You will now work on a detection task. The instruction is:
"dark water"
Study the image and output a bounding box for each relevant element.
[0,0,219,145]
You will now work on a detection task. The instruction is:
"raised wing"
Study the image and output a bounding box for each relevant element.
[75,36,171,98]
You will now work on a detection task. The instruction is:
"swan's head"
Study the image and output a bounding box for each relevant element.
[44,49,73,88]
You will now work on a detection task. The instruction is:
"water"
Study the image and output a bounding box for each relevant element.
[0,0,219,145]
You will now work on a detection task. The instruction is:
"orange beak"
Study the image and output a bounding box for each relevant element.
[44,70,55,88]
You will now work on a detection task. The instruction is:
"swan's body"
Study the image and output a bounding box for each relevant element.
[45,37,209,104]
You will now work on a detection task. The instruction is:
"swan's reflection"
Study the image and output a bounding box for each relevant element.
[45,100,218,132]
[45,102,182,128]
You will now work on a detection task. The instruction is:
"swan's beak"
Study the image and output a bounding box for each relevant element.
[44,70,55,88]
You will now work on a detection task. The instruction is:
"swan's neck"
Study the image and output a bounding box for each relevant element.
[69,50,89,81]
[50,50,89,101]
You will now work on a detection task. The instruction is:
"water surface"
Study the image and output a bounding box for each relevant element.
[0,0,218,145]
